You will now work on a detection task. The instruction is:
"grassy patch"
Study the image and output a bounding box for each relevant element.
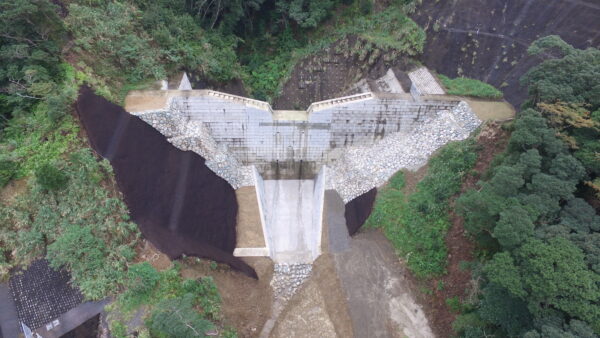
[439,75,503,99]
[0,65,139,298]
[0,147,140,298]
[365,140,477,278]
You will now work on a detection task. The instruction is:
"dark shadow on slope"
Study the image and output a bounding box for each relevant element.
[344,188,377,236]
[75,86,257,279]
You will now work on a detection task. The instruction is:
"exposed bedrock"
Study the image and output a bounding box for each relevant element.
[411,0,600,106]
[75,87,257,279]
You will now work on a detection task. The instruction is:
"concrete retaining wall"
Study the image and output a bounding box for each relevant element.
[311,166,326,260]
[138,91,460,178]
[252,166,271,257]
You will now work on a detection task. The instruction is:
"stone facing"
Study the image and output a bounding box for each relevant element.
[130,89,480,194]
[327,101,480,202]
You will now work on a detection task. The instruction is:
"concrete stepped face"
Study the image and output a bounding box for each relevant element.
[408,67,446,96]
[344,68,405,95]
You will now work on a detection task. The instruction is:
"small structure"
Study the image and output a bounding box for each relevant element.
[7,259,108,338]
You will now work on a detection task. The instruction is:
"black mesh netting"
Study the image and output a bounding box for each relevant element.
[344,188,377,236]
[75,86,257,278]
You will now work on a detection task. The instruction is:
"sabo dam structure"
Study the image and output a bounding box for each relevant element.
[125,68,481,265]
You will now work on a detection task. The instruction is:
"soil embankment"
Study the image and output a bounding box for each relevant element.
[75,87,256,278]
[411,0,600,106]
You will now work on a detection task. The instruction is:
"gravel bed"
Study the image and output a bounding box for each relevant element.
[270,263,312,302]
[326,101,481,202]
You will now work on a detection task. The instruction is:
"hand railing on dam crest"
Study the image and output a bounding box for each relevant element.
[306,92,374,113]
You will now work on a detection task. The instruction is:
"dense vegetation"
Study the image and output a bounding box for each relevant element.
[364,35,599,337]
[452,37,600,337]
[439,74,503,100]
[2,0,597,336]
[365,140,478,278]
[108,262,232,338]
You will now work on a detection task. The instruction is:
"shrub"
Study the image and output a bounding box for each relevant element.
[35,163,68,191]
[147,294,215,337]
[446,296,464,313]
[0,159,17,187]
[120,262,161,309]
[439,75,503,99]
[109,265,227,337]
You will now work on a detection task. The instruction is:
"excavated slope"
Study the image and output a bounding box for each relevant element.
[411,0,600,106]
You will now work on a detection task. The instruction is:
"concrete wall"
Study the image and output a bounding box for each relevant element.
[252,166,271,256]
[311,166,326,260]
[250,167,325,263]
[154,91,459,178]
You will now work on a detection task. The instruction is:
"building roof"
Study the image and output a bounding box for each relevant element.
[9,259,83,330]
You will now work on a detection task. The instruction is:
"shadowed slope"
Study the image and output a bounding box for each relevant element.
[75,86,257,279]
[412,0,600,106]
[344,188,377,236]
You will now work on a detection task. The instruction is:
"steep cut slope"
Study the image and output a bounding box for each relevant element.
[412,0,600,106]
[76,87,257,278]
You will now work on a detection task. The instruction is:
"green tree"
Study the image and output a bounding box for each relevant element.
[483,252,526,298]
[516,238,600,329]
[0,0,65,120]
[66,2,165,83]
[524,319,598,338]
[522,36,600,108]
[147,293,215,337]
[493,206,534,249]
[35,163,68,191]
[478,284,532,337]
[276,0,335,28]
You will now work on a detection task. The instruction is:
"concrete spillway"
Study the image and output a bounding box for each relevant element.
[255,167,325,263]
[263,180,316,263]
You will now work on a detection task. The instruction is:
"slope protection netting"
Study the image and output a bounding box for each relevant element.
[76,87,257,278]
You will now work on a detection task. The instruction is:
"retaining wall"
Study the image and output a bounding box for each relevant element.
[135,90,460,178]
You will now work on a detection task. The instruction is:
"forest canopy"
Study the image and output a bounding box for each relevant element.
[455,37,600,337]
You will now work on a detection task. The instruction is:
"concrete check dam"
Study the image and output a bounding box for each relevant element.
[124,69,482,264]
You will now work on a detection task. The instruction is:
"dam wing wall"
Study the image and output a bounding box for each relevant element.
[132,90,462,179]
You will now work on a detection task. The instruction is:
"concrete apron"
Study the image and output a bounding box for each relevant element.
[237,165,326,264]
[263,180,316,263]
